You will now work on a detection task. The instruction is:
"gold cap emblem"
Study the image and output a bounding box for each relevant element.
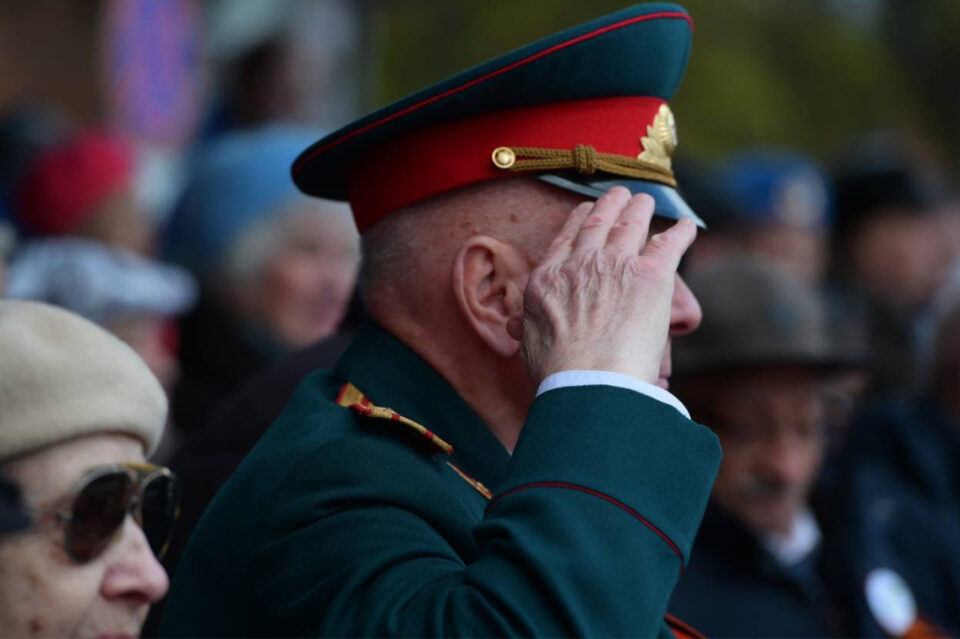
[638,104,678,171]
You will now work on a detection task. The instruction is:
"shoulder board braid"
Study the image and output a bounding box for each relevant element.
[336,382,453,455]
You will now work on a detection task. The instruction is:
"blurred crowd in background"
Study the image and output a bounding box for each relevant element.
[1,1,960,637]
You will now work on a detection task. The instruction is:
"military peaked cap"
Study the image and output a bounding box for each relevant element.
[293,3,703,232]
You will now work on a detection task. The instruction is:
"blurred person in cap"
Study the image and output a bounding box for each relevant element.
[4,237,197,396]
[829,132,953,395]
[160,5,721,637]
[719,149,832,284]
[13,129,155,255]
[0,300,177,638]
[667,256,864,637]
[163,125,359,433]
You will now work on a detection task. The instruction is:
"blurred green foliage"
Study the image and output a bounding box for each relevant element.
[362,0,959,174]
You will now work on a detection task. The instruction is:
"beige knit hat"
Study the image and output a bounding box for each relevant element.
[0,299,166,460]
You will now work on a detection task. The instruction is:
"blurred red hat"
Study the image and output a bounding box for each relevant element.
[15,130,134,236]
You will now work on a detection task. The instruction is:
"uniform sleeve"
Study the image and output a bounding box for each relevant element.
[537,369,691,417]
[250,385,721,637]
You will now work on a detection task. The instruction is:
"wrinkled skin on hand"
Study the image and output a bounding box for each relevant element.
[510,187,697,386]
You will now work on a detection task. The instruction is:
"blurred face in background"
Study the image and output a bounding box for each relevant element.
[229,203,360,349]
[708,368,828,536]
[849,209,945,312]
[0,434,168,638]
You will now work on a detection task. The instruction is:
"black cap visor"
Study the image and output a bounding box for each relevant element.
[539,172,705,228]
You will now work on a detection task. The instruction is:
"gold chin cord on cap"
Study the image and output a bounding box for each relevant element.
[491,144,677,187]
[492,102,679,188]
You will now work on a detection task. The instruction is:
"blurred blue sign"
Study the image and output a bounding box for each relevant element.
[103,0,205,145]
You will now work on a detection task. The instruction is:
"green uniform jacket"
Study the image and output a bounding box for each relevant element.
[160,323,721,637]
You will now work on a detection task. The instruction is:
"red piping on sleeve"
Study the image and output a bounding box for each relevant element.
[665,613,706,639]
[292,11,692,174]
[486,481,685,567]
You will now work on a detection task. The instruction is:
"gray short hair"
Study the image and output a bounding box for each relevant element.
[217,199,356,295]
[358,202,435,305]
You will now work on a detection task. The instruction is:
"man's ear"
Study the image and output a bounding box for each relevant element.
[452,235,527,357]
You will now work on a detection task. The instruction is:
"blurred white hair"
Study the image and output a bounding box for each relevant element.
[216,198,356,295]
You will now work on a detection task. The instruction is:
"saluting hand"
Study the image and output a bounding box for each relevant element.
[511,186,697,386]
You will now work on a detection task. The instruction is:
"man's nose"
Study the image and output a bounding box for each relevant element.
[758,434,811,486]
[100,517,170,605]
[669,274,702,337]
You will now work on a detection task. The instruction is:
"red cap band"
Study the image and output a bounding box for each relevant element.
[345,96,666,233]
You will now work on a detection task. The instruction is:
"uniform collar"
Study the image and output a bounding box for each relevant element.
[334,321,511,490]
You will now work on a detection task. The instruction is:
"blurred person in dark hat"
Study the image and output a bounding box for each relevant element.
[667,256,870,637]
[13,129,155,256]
[0,300,175,638]
[163,125,359,434]
[829,132,954,395]
[160,5,722,637]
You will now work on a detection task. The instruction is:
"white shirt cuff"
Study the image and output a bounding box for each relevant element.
[535,370,690,419]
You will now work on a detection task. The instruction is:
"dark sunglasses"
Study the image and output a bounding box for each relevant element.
[51,462,179,564]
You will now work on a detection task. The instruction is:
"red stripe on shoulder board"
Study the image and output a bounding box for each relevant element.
[486,481,685,567]
[293,11,692,174]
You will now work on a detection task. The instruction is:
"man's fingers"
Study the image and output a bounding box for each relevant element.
[642,217,698,272]
[570,186,631,256]
[540,200,594,268]
[605,193,655,254]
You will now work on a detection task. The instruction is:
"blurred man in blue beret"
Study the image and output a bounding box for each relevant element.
[719,149,832,284]
[162,5,721,637]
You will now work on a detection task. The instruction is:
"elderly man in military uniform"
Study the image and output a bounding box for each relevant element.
[161,4,721,637]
